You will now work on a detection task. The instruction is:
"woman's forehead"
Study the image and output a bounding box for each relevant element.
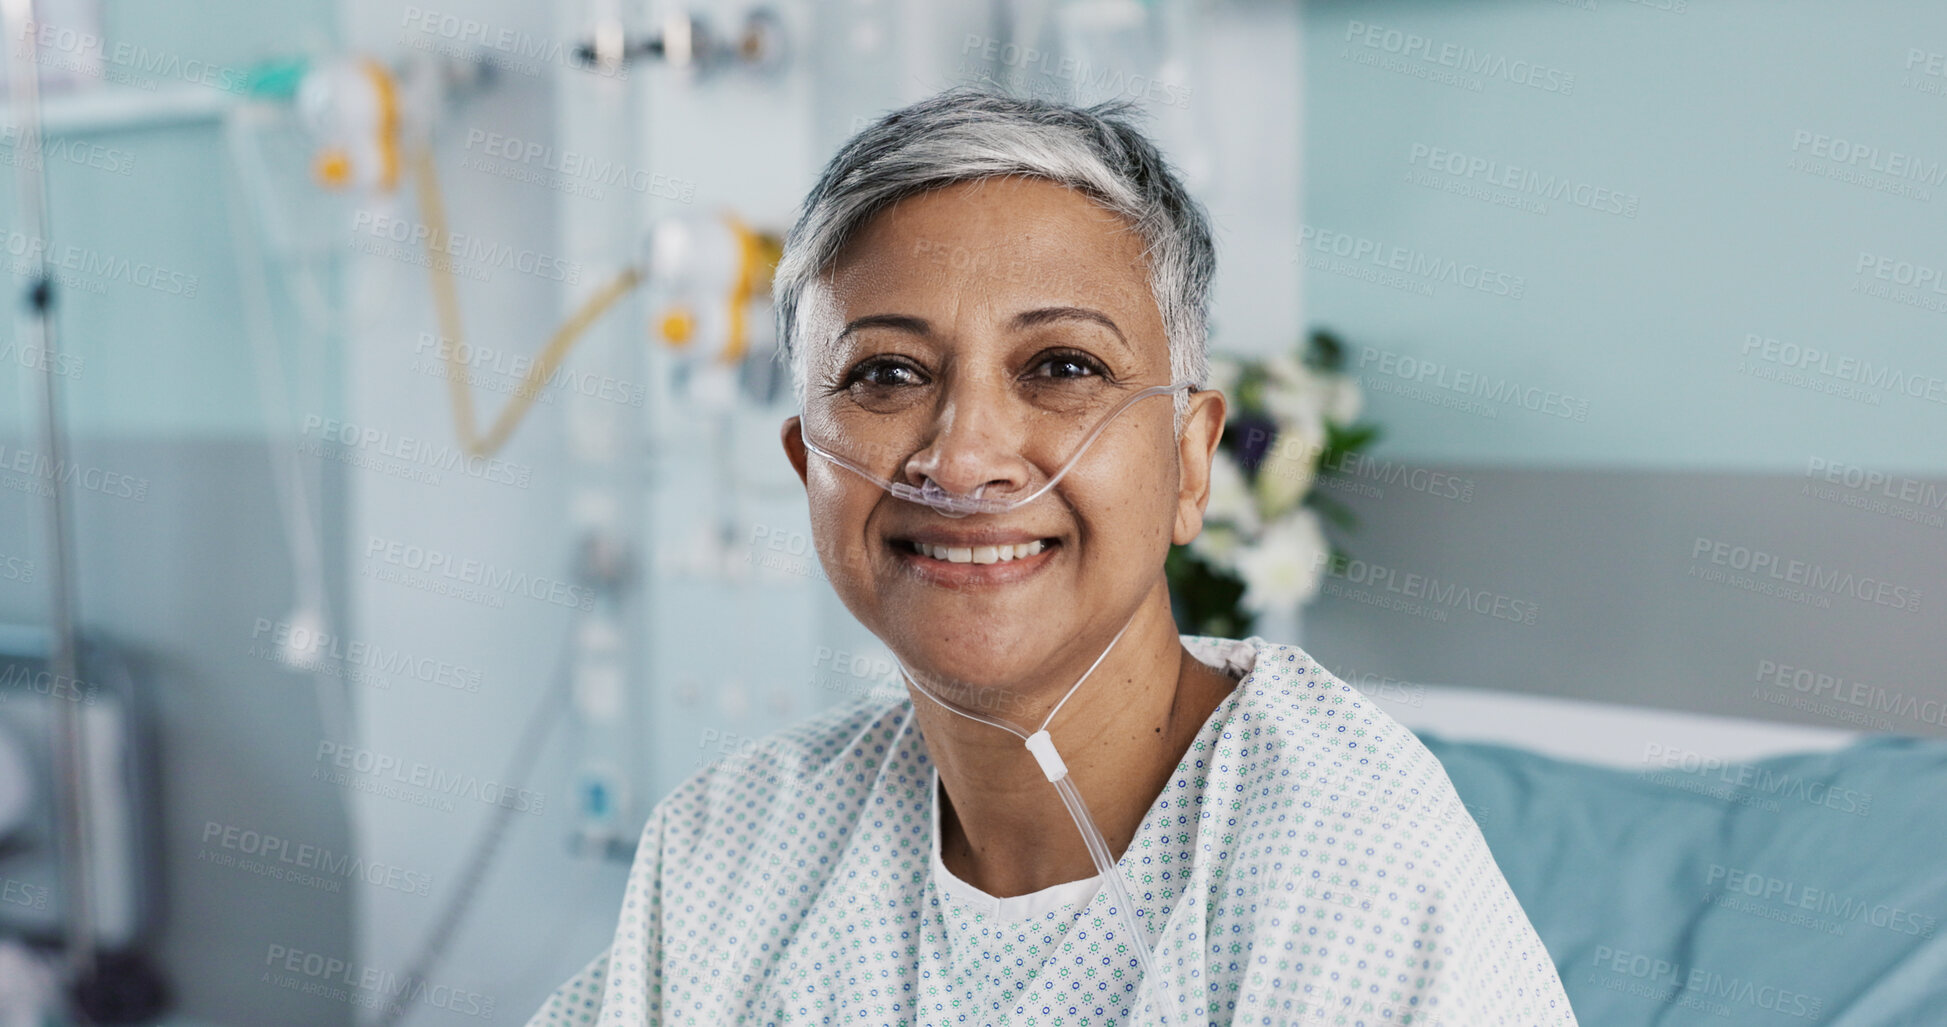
[820,178,1162,336]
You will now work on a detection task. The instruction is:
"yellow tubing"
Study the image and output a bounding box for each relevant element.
[722,213,783,364]
[409,144,644,458]
[363,58,401,191]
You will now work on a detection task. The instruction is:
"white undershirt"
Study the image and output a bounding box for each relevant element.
[929,766,1105,920]
[924,646,1256,923]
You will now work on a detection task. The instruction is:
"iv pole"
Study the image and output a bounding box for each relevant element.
[1,0,101,1000]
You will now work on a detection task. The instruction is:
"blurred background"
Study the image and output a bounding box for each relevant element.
[0,0,1941,1023]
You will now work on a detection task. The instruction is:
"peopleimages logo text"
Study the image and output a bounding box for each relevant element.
[1690,537,1922,612]
[1299,225,1526,298]
[1407,143,1639,217]
[363,536,595,611]
[1343,20,1575,93]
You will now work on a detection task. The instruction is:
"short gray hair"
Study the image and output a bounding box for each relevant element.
[773,87,1216,422]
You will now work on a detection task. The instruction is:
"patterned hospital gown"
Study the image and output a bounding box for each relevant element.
[525,635,1578,1026]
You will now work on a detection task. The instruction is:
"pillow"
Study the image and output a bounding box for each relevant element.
[1420,733,1947,1026]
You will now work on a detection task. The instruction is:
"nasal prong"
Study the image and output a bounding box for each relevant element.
[800,383,1190,520]
[913,479,996,518]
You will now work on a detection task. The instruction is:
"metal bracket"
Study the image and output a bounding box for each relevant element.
[573,8,786,77]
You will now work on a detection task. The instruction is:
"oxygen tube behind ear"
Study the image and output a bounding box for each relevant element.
[899,610,1189,1027]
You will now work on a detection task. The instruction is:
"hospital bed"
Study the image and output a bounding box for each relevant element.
[1359,680,1947,1026]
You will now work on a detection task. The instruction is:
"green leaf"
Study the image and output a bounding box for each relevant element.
[1316,420,1382,472]
[1165,546,1250,638]
[1306,327,1348,373]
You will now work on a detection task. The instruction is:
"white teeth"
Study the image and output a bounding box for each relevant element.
[914,540,1046,564]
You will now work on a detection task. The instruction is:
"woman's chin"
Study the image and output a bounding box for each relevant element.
[886,636,1054,716]
[891,632,1022,680]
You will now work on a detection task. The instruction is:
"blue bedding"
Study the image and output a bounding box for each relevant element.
[1420,733,1947,1027]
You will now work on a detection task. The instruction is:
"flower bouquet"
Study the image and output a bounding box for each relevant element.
[1166,328,1381,639]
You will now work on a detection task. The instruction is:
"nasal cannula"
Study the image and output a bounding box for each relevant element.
[806,380,1197,1024]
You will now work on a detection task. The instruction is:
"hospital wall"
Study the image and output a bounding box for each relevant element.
[1294,0,1947,735]
[1,1,617,1023]
[0,1,368,1024]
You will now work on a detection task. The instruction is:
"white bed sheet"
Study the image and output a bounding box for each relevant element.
[1355,682,1861,768]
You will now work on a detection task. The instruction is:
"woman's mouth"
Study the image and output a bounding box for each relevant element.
[890,535,1061,586]
[906,539,1047,564]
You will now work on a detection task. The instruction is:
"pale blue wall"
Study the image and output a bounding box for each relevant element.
[1302,0,1947,474]
[2,0,337,438]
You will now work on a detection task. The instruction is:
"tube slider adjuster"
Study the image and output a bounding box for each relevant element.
[1024,729,1069,783]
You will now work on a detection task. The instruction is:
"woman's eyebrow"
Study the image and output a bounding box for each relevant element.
[835,307,1129,348]
[837,313,931,341]
[1009,306,1129,351]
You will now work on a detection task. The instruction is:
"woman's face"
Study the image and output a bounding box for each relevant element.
[782,176,1225,697]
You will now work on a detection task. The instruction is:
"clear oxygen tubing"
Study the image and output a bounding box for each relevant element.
[900,607,1189,1027]
[800,382,1193,518]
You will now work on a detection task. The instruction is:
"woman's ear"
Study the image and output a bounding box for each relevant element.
[781,415,811,487]
[1172,389,1227,547]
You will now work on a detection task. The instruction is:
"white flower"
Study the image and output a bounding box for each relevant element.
[1261,355,1362,432]
[1233,508,1331,618]
[1259,360,1330,449]
[1261,351,1309,389]
[1253,421,1323,520]
[1189,522,1244,572]
[1202,451,1259,534]
[1325,373,1364,425]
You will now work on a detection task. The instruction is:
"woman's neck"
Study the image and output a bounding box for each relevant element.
[916,592,1241,898]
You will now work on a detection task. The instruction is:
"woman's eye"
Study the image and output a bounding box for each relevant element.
[1029,351,1108,381]
[846,359,925,389]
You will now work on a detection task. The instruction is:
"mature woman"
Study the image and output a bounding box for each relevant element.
[529,90,1576,1026]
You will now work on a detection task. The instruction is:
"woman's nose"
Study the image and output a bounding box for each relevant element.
[902,382,1037,501]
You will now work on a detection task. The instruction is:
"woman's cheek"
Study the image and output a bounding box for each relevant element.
[807,492,871,598]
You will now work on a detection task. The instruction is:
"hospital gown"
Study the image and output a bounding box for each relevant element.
[525,635,1578,1026]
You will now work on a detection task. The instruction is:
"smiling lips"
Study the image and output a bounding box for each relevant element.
[909,540,1046,564]
[892,532,1060,583]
